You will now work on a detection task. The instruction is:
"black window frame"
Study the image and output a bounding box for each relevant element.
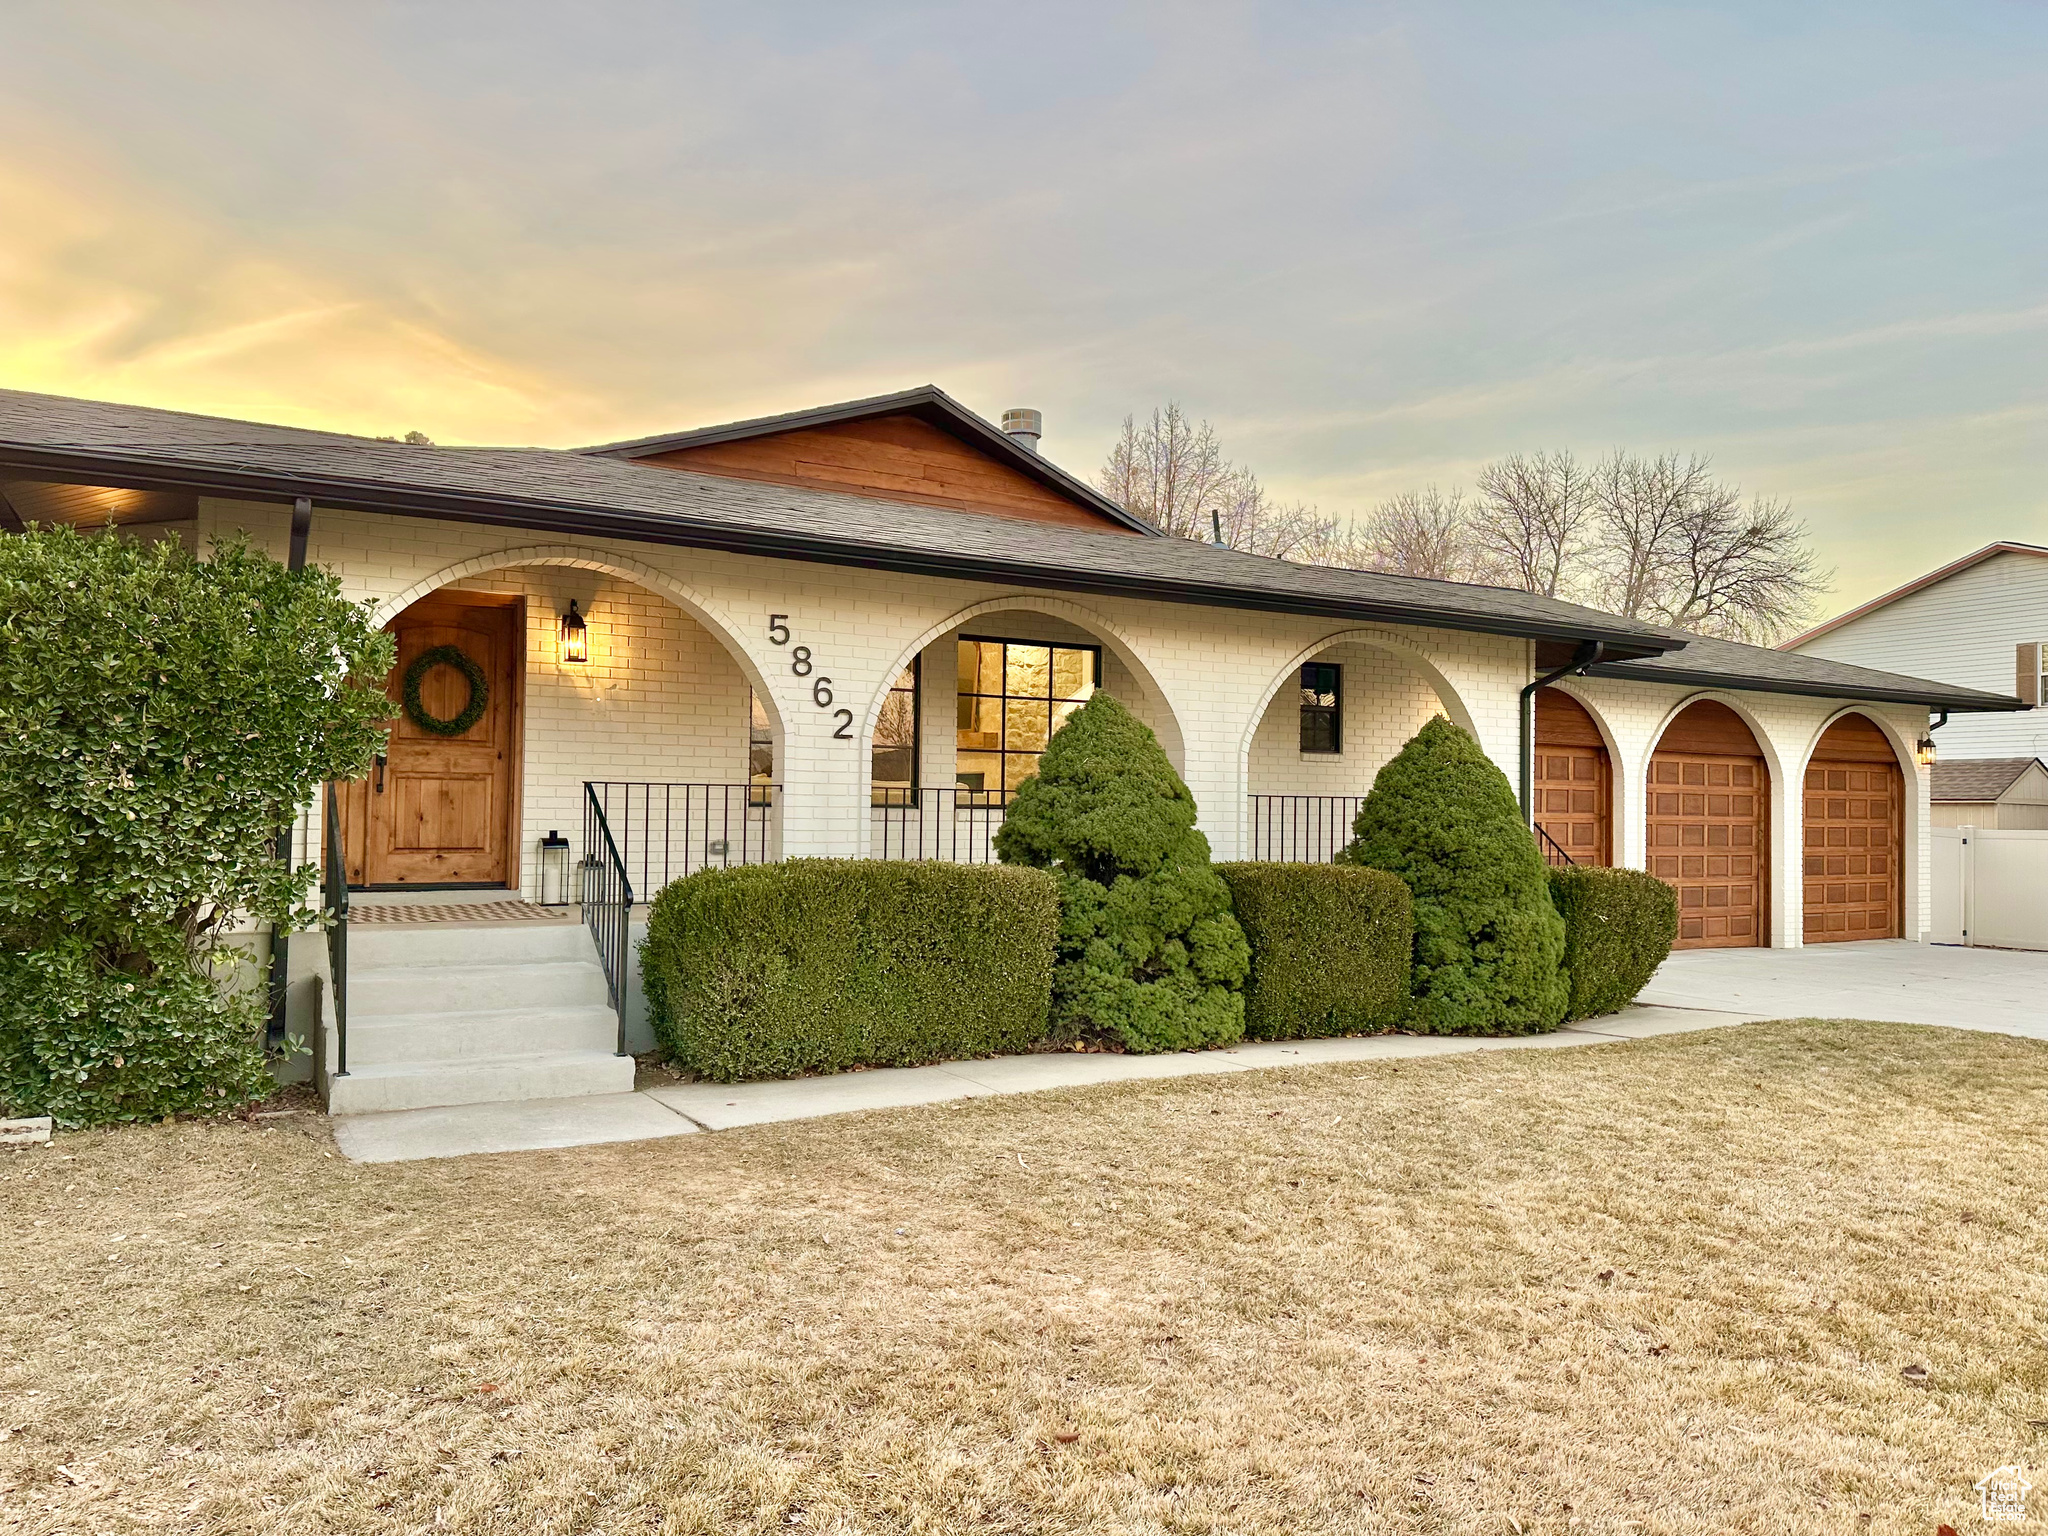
[1299,662,1341,754]
[871,656,921,807]
[955,634,1102,804]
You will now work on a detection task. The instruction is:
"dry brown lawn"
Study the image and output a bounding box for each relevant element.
[3,1020,2045,1535]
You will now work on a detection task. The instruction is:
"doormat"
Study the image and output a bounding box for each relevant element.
[350,901,574,925]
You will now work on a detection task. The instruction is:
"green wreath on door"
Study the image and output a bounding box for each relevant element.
[402,645,490,736]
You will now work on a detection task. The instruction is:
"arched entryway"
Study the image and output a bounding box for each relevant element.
[1802,713,1904,942]
[1241,634,1476,862]
[1648,700,1770,949]
[343,560,783,897]
[862,600,1185,862]
[1533,687,1611,866]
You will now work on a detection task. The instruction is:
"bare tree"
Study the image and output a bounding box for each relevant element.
[1590,451,1828,642]
[1098,403,1335,560]
[1097,403,1246,541]
[1356,487,1474,580]
[1657,490,1828,642]
[1590,450,1711,620]
[1095,403,1826,637]
[1469,450,1597,598]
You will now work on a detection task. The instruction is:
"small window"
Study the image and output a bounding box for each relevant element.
[872,660,919,807]
[1299,663,1340,754]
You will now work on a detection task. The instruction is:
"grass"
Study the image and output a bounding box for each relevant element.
[3,1019,2045,1534]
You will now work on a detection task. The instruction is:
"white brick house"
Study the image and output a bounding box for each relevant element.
[0,386,2019,1111]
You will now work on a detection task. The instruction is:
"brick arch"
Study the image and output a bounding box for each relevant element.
[369,543,782,731]
[861,593,1188,777]
[1234,629,1483,862]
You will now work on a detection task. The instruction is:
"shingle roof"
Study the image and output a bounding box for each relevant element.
[0,385,2024,714]
[1930,758,2046,803]
[1587,626,2022,713]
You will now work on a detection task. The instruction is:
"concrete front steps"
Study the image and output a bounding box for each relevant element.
[327,921,634,1116]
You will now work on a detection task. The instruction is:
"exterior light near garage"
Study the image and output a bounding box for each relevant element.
[559,600,588,664]
[1916,734,1937,766]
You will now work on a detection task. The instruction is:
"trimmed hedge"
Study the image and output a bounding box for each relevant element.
[1216,863,1413,1040]
[641,859,1058,1082]
[1340,716,1568,1035]
[1548,865,1679,1021]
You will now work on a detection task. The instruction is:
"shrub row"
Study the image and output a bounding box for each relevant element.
[1216,863,1411,1040]
[641,859,1059,1082]
[1548,865,1679,1022]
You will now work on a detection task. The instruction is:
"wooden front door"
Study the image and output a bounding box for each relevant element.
[1648,701,1769,950]
[344,592,523,888]
[1534,688,1611,865]
[1802,714,1903,942]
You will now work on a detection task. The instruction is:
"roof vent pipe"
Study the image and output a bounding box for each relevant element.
[1000,408,1042,454]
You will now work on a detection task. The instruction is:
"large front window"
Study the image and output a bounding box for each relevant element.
[956,637,1099,802]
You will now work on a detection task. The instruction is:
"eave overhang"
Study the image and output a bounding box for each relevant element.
[0,441,1681,656]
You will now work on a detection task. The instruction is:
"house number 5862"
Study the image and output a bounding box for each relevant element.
[768,613,853,739]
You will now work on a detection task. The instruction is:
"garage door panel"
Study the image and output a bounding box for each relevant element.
[1651,738,1769,950]
[1803,752,1901,942]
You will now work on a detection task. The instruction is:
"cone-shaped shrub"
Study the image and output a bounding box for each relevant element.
[1340,715,1567,1034]
[996,692,1249,1052]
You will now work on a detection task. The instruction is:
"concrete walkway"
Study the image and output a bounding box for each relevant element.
[332,1002,1753,1163]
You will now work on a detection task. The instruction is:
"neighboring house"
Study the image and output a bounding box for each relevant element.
[0,385,2020,1114]
[1929,758,2048,829]
[1785,541,2048,760]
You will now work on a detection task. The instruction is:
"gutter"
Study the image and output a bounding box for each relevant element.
[1521,640,1603,824]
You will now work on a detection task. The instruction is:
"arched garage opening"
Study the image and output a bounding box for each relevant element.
[1533,687,1612,866]
[1801,712,1904,942]
[1648,700,1769,950]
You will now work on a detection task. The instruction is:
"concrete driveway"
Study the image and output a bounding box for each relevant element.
[1639,939,2048,1038]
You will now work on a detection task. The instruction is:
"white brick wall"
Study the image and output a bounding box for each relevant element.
[201,494,1931,947]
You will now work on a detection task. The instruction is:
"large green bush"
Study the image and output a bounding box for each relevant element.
[642,859,1058,1081]
[0,529,393,1124]
[1340,715,1567,1035]
[1216,863,1412,1040]
[1548,865,1679,1021]
[994,693,1249,1052]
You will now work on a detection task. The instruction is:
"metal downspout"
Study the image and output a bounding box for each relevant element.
[266,497,314,1048]
[1520,640,1604,824]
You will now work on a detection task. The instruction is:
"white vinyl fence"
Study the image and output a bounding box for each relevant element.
[1931,826,2048,949]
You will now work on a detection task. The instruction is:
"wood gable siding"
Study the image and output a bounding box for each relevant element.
[639,413,1139,532]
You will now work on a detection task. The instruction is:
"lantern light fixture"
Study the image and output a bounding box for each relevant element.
[1915,735,1937,767]
[559,599,588,665]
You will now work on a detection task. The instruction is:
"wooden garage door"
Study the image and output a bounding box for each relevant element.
[1802,713,1902,942]
[1649,701,1768,949]
[1534,687,1610,864]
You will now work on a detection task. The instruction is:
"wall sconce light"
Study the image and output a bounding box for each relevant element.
[559,600,588,664]
[1916,735,1937,767]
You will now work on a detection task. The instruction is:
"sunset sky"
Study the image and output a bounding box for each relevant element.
[2,3,2042,614]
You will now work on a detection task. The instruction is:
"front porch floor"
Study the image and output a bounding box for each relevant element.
[331,1001,1757,1162]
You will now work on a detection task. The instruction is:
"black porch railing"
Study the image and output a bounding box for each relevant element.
[1246,794,1364,864]
[321,781,350,1081]
[584,781,780,896]
[1535,822,1576,868]
[871,787,1014,863]
[581,784,634,1055]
